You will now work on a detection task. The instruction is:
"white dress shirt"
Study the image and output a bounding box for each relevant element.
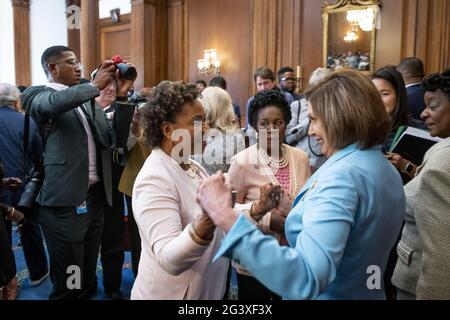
[46,82,99,185]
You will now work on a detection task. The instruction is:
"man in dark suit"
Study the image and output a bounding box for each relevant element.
[0,83,49,288]
[22,46,135,300]
[398,57,426,121]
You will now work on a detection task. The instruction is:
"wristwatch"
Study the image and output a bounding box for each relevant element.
[403,162,414,173]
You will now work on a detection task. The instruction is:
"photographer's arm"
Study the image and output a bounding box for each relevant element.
[23,61,116,123]
[106,101,135,148]
[106,69,136,148]
[23,84,101,123]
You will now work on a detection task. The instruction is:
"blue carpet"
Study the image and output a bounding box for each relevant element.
[12,225,238,300]
[12,225,135,300]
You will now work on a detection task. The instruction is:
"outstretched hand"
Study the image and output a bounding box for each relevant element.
[197,171,238,232]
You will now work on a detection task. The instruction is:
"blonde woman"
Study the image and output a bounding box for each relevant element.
[194,86,245,175]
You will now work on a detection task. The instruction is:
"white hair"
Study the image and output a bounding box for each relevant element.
[309,68,332,85]
[0,83,21,106]
[198,86,236,132]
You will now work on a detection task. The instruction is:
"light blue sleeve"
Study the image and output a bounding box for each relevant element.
[214,171,358,299]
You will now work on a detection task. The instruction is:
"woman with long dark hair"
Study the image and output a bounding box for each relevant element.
[372,66,426,181]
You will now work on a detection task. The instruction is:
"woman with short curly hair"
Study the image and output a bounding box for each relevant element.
[131,81,229,300]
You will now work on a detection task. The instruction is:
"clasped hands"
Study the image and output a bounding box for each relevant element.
[250,184,292,235]
[196,171,292,233]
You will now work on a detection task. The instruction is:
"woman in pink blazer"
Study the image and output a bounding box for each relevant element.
[131,81,229,300]
[228,89,311,300]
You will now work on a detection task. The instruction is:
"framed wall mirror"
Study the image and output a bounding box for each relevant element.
[322,0,381,74]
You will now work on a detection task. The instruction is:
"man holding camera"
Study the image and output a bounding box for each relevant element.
[22,46,135,300]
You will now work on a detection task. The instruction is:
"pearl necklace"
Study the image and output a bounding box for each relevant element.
[258,145,289,169]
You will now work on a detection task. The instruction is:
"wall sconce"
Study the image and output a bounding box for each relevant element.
[197,49,221,76]
[110,8,120,23]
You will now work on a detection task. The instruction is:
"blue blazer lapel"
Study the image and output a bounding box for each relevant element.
[293,143,363,206]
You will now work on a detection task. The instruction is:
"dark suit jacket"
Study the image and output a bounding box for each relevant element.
[0,106,43,206]
[22,83,134,207]
[406,84,426,121]
[0,207,16,287]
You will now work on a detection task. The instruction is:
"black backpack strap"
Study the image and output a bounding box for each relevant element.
[23,113,30,175]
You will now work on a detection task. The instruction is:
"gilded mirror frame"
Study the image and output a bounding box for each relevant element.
[322,0,381,74]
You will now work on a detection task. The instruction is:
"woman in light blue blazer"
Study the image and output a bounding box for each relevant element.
[197,69,406,300]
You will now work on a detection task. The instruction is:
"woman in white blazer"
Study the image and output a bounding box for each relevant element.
[131,81,229,300]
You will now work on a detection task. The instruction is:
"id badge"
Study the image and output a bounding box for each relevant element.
[76,201,88,215]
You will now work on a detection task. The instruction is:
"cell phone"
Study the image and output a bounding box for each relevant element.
[231,190,237,208]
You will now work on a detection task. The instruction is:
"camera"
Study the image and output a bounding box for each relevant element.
[128,91,148,104]
[112,55,137,81]
[16,165,43,215]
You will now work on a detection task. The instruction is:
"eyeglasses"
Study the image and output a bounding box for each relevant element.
[50,58,81,68]
[280,77,297,82]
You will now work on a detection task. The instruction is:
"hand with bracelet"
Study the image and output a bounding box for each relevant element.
[189,211,216,246]
[385,152,417,177]
[250,183,281,221]
[0,204,25,233]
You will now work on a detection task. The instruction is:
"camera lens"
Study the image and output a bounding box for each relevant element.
[117,63,137,81]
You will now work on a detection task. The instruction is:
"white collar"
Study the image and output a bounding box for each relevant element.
[405,82,422,89]
[46,82,68,91]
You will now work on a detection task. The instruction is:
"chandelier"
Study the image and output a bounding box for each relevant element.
[346,8,375,32]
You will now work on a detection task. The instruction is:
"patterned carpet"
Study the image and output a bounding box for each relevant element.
[12,225,135,300]
[12,225,238,300]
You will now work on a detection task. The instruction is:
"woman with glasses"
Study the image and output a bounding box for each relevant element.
[392,68,450,300]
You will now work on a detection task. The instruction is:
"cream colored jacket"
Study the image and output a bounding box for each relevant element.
[131,148,228,300]
[392,137,450,299]
[228,144,311,276]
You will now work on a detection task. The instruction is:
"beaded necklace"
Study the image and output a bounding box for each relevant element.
[257,145,299,201]
[257,145,289,169]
